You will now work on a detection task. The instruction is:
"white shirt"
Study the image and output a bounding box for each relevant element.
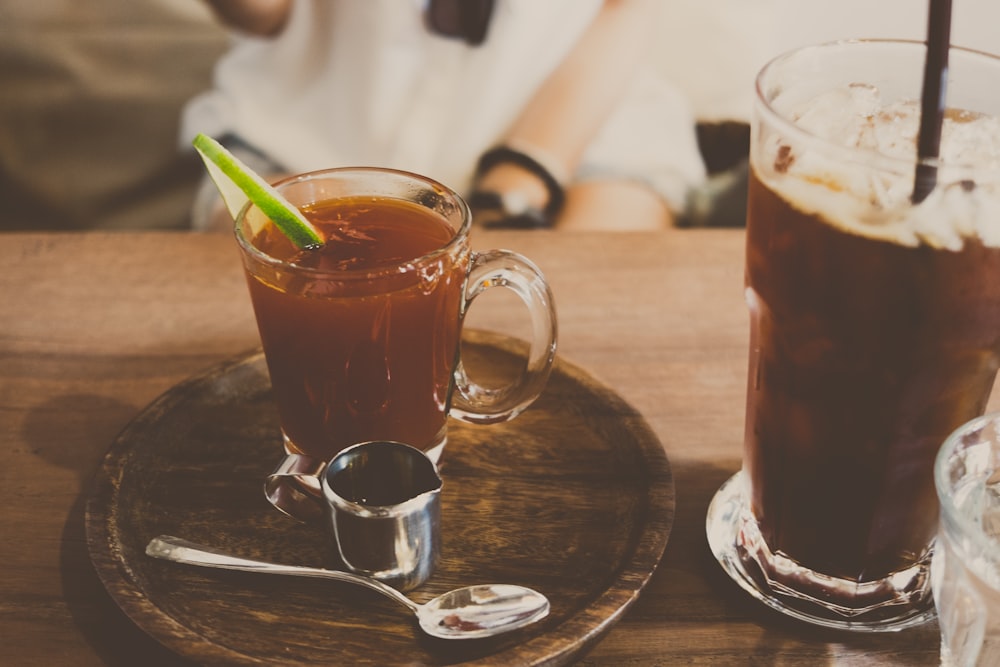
[181,0,706,210]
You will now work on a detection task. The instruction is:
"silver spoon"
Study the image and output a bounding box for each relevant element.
[146,535,550,640]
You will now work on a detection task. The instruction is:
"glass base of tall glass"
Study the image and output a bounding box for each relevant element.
[707,472,937,632]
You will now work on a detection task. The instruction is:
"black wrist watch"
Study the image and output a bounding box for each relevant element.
[470,145,566,228]
[467,189,550,229]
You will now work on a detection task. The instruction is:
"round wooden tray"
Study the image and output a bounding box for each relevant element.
[86,330,674,666]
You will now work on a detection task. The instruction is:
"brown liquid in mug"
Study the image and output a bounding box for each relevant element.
[744,168,1000,582]
[245,196,466,461]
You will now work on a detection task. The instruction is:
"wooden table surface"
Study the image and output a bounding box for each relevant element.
[0,230,946,665]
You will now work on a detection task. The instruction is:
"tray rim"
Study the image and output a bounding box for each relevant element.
[85,331,675,666]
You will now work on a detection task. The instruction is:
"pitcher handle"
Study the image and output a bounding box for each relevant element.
[264,453,327,523]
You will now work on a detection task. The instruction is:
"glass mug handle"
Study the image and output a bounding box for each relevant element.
[450,249,557,423]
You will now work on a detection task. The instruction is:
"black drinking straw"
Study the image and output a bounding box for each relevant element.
[913,0,953,203]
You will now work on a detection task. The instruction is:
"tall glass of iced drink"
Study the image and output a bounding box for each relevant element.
[706,40,1000,631]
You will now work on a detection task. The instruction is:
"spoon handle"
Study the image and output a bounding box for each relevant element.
[145,535,418,612]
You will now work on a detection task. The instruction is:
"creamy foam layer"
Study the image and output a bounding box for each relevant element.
[758,85,1000,249]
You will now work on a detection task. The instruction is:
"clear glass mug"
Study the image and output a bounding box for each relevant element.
[706,40,1000,631]
[234,167,557,521]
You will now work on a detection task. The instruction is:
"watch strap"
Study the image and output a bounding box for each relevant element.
[474,144,566,221]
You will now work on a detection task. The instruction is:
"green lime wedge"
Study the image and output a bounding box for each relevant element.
[192,133,323,248]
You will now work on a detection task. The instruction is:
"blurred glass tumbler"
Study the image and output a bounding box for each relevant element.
[933,414,1000,666]
[233,167,557,521]
[322,441,442,591]
[706,41,1000,631]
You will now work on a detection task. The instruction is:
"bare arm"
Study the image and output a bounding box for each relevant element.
[201,0,294,37]
[476,0,672,229]
[505,0,659,172]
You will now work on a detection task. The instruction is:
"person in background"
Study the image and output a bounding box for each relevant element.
[185,0,706,231]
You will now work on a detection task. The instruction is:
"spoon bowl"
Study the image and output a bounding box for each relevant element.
[146,535,549,640]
